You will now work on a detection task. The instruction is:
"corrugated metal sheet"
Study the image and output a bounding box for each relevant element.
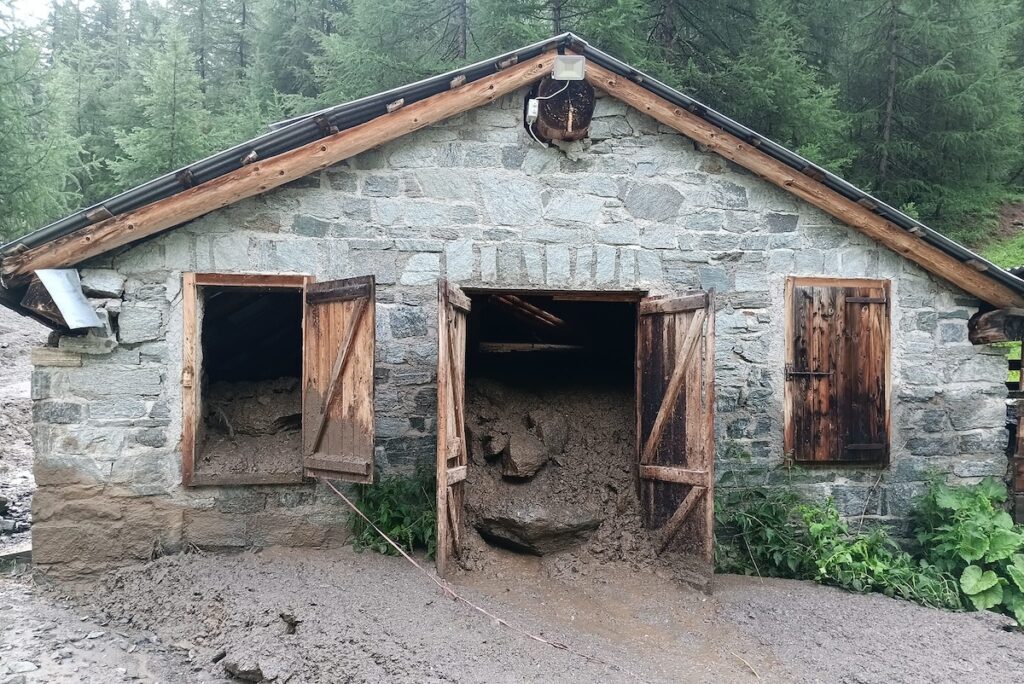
[4,32,1023,298]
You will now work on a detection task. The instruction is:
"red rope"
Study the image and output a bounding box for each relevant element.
[321,478,645,681]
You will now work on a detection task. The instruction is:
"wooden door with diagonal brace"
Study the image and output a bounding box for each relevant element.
[302,275,376,483]
[637,290,715,571]
[436,280,470,577]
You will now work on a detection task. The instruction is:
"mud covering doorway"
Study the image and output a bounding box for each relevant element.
[435,284,716,588]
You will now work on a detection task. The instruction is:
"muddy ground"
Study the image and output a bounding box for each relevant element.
[3,547,1023,683]
[0,306,48,553]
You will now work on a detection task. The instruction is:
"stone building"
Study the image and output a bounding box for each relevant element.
[2,35,1022,578]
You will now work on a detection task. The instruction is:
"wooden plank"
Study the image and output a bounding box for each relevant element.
[181,272,198,486]
[1,53,558,281]
[478,342,584,353]
[702,290,716,565]
[302,276,376,483]
[305,456,371,476]
[447,465,468,486]
[786,280,841,463]
[638,465,707,486]
[583,60,1024,309]
[30,348,82,367]
[640,308,705,465]
[193,273,308,288]
[657,486,705,553]
[639,292,707,315]
[968,308,1024,344]
[305,280,374,305]
[436,280,470,577]
[306,296,369,455]
[447,283,471,313]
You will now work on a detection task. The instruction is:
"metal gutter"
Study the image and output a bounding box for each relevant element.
[4,31,1024,298]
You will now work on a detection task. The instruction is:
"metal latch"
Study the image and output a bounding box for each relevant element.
[785,363,833,379]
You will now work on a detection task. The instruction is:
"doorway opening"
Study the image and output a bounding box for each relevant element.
[437,285,716,586]
[462,293,643,572]
[194,284,304,484]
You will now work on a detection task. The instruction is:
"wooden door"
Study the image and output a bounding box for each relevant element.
[436,280,470,577]
[784,278,890,465]
[637,290,715,570]
[302,275,376,483]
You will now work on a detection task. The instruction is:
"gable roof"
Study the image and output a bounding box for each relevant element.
[3,32,1024,317]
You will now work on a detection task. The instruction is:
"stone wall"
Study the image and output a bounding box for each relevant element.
[30,89,1008,574]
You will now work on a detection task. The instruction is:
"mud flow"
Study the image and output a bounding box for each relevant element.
[458,294,673,579]
[195,287,303,480]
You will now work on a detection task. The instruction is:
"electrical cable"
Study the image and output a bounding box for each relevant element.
[534,79,571,101]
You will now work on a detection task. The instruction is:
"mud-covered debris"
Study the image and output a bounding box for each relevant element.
[475,504,602,555]
[222,654,264,682]
[501,433,549,479]
[528,409,568,454]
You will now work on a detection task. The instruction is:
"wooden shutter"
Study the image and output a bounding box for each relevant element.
[784,278,890,465]
[436,280,470,577]
[302,275,376,483]
[637,291,715,570]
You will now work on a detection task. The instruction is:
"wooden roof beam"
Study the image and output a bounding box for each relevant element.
[0,52,557,282]
[968,308,1024,344]
[582,60,1024,309]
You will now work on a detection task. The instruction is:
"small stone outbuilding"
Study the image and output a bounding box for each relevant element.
[2,34,1022,578]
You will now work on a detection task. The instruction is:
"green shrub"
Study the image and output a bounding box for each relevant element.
[913,477,1024,623]
[716,489,961,610]
[350,466,437,559]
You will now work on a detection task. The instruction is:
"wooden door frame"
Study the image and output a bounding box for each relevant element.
[180,272,311,487]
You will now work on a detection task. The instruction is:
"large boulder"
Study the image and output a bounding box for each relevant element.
[474,504,603,555]
[501,433,549,478]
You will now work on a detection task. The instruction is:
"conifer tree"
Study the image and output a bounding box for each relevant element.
[843,0,1023,239]
[110,22,211,187]
[0,0,78,240]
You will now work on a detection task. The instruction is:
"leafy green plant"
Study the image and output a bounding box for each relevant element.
[350,466,437,559]
[716,489,961,610]
[913,478,1024,623]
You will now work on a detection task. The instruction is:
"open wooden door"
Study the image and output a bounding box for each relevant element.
[637,290,716,576]
[303,275,376,484]
[436,279,470,577]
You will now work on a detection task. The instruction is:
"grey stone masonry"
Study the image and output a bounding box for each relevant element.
[31,89,1008,574]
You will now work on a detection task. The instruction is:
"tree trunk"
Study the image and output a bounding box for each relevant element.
[877,0,899,183]
[454,0,467,59]
[551,0,562,34]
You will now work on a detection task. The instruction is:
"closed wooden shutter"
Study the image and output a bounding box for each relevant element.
[436,280,470,578]
[303,275,376,483]
[637,290,716,571]
[785,278,889,465]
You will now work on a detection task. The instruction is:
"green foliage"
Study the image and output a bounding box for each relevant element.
[913,478,1024,624]
[716,489,962,610]
[0,2,79,241]
[350,467,437,559]
[109,22,213,189]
